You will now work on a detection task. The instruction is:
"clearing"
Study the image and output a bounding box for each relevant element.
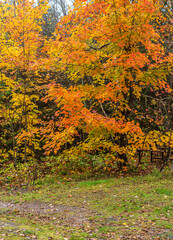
[0,172,173,239]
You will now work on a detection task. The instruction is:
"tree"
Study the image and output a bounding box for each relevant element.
[41,0,71,37]
[0,0,49,165]
[42,0,172,167]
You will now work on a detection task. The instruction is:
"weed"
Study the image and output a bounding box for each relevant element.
[69,236,86,240]
[23,230,33,235]
[155,188,172,195]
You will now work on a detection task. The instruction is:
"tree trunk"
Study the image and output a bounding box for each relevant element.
[118,133,128,169]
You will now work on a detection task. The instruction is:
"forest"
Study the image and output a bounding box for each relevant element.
[0,0,172,183]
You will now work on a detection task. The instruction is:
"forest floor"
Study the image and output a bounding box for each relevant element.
[0,171,173,240]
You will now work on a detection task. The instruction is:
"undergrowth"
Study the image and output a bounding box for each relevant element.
[0,154,172,188]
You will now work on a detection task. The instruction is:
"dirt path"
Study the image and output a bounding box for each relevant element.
[0,200,97,239]
[0,200,94,226]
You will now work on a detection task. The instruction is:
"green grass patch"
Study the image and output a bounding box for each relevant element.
[0,171,173,239]
[155,188,172,195]
[78,178,112,187]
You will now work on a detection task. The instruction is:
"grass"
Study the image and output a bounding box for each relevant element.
[0,171,173,239]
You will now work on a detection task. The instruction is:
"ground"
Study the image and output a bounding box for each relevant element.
[0,171,173,239]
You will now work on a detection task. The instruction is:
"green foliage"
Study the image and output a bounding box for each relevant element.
[0,160,42,186]
[44,153,120,177]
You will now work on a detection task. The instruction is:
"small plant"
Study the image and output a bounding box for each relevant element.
[23,230,34,235]
[155,188,172,195]
[152,167,162,177]
[69,236,85,240]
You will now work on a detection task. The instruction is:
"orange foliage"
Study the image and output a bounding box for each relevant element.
[42,0,172,161]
